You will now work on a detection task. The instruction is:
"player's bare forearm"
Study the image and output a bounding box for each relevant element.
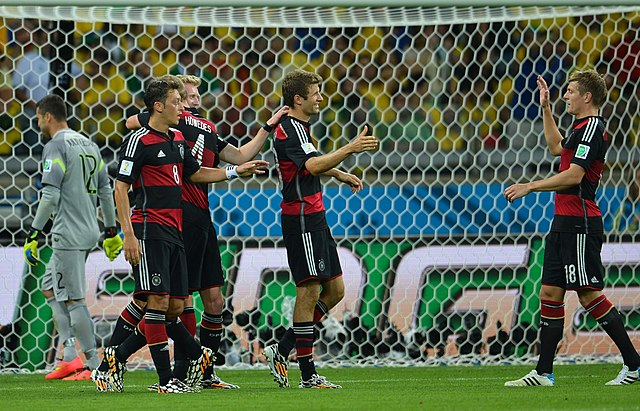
[505,164,584,202]
[221,106,290,165]
[221,132,269,165]
[531,164,584,192]
[321,168,342,178]
[528,177,577,193]
[322,168,362,192]
[537,75,563,155]
[306,126,378,175]
[541,106,563,156]
[114,181,134,236]
[190,161,269,183]
[305,146,353,176]
[189,166,228,183]
[114,180,141,265]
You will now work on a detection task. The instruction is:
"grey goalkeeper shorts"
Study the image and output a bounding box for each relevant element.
[41,249,90,302]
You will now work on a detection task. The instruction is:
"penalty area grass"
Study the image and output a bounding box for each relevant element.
[0,364,637,411]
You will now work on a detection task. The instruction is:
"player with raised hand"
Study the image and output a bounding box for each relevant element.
[504,70,640,387]
[123,75,289,390]
[25,94,121,381]
[263,69,378,389]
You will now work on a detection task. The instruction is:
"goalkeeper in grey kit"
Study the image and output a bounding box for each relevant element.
[23,94,123,379]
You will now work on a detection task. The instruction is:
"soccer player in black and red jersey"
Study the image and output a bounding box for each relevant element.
[91,76,269,394]
[504,69,640,387]
[123,74,289,389]
[263,69,378,389]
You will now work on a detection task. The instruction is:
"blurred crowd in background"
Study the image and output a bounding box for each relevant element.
[1,13,639,160]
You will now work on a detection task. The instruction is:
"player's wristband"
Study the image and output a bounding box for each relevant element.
[104,227,118,238]
[262,123,274,133]
[226,165,239,180]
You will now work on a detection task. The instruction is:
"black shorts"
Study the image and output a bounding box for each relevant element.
[283,228,343,286]
[183,221,224,292]
[133,239,189,299]
[542,231,605,291]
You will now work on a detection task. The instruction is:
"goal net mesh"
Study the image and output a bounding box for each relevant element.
[1,5,639,371]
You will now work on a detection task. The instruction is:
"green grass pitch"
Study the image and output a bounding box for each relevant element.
[0,364,637,410]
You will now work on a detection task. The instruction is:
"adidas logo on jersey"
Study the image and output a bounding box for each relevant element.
[591,276,599,283]
[157,150,166,158]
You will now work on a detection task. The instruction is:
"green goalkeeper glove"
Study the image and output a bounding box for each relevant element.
[103,227,123,261]
[23,229,41,266]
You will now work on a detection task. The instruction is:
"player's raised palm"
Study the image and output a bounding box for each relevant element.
[537,75,551,109]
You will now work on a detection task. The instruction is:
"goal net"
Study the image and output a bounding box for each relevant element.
[1,4,640,371]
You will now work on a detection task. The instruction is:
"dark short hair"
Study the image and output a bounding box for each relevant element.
[36,94,67,121]
[282,69,323,106]
[143,75,184,111]
[568,69,608,108]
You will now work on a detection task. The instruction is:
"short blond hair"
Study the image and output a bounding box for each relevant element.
[568,69,607,108]
[176,74,202,88]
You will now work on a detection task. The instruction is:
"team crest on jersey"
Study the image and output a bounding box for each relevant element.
[43,159,52,173]
[318,259,326,272]
[151,273,162,287]
[301,142,317,154]
[119,160,134,176]
[179,144,185,159]
[575,144,590,159]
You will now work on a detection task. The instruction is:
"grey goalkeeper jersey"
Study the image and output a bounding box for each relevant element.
[33,128,116,250]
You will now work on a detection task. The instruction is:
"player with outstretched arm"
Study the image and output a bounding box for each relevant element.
[504,69,640,387]
[263,69,379,389]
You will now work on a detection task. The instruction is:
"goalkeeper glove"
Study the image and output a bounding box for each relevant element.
[23,229,41,266]
[103,227,123,261]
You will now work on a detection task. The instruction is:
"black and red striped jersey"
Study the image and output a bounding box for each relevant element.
[551,116,609,234]
[179,108,228,226]
[117,126,200,245]
[138,108,229,227]
[273,115,328,234]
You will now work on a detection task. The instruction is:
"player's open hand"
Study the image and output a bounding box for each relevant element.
[537,75,551,109]
[237,160,270,177]
[504,183,532,203]
[335,171,364,193]
[349,126,379,154]
[123,233,142,266]
[267,106,290,126]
